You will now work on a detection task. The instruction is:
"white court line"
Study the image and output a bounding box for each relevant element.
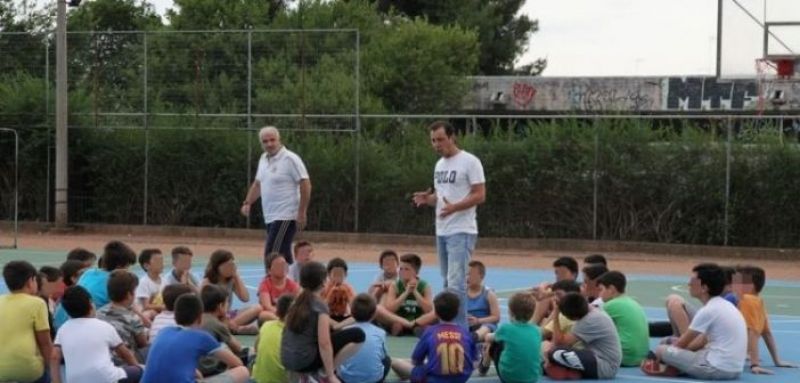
[617,374,706,383]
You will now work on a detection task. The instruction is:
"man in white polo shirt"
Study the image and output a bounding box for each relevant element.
[241,126,311,271]
[413,120,486,329]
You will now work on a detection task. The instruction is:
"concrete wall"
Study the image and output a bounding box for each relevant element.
[467,76,800,112]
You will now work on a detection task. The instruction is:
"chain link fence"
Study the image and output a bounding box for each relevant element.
[2,31,800,247]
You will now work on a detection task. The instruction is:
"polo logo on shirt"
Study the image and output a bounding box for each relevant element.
[435,170,457,184]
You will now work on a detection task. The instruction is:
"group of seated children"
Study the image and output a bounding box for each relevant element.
[2,240,797,383]
[641,262,797,380]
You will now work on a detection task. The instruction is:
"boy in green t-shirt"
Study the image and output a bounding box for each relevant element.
[379,253,433,335]
[597,271,649,366]
[482,292,542,382]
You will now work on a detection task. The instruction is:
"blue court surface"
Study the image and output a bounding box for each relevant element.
[2,248,799,382]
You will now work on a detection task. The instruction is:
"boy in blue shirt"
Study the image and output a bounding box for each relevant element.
[142,293,249,383]
[395,291,478,383]
[337,294,393,383]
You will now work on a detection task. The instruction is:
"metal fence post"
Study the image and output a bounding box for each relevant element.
[724,117,732,246]
[354,30,361,232]
[246,30,253,229]
[45,39,51,222]
[143,32,149,225]
[592,118,599,240]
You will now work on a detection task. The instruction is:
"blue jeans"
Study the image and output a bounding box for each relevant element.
[436,233,477,329]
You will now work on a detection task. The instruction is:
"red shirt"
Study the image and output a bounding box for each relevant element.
[258,277,300,306]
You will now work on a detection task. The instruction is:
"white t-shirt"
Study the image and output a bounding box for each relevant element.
[55,318,127,383]
[149,311,176,342]
[689,296,747,373]
[135,274,162,307]
[433,150,485,236]
[255,147,310,224]
[288,262,301,282]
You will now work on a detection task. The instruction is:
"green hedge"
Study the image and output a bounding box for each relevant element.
[5,119,800,248]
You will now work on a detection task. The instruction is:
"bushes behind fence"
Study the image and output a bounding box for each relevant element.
[4,118,800,248]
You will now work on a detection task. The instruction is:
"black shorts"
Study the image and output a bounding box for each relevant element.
[548,347,599,379]
[296,327,366,373]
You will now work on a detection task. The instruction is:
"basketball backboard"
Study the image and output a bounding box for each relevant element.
[718,0,800,79]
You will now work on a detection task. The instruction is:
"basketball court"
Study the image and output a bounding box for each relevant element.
[2,240,799,383]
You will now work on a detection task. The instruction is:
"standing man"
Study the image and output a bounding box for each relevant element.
[413,121,486,329]
[241,126,311,271]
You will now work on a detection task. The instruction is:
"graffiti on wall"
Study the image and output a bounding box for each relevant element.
[468,76,800,112]
[567,81,656,111]
[512,82,537,108]
[665,77,759,110]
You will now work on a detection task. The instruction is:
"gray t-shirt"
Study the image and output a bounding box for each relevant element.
[163,269,199,289]
[572,308,622,379]
[280,298,329,370]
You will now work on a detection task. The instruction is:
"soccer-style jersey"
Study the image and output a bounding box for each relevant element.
[411,323,477,383]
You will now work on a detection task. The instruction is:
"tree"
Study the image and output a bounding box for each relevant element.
[68,0,162,31]
[167,0,292,30]
[260,0,479,114]
[374,0,542,75]
[64,0,163,118]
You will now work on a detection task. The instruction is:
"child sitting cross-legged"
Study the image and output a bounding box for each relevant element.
[482,292,542,381]
[415,260,500,342]
[393,291,479,383]
[149,283,194,341]
[135,249,165,321]
[258,252,300,322]
[0,261,54,383]
[337,294,395,383]
[735,265,797,375]
[199,284,248,374]
[200,249,262,334]
[281,261,365,383]
[596,271,649,367]
[368,250,399,303]
[51,285,142,383]
[141,293,249,383]
[97,270,149,363]
[544,292,622,380]
[378,253,433,335]
[322,257,358,323]
[252,294,295,383]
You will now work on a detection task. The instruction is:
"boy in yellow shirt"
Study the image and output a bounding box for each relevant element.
[0,260,53,383]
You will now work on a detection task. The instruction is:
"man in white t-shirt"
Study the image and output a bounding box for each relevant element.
[241,126,311,270]
[413,121,485,329]
[650,263,747,380]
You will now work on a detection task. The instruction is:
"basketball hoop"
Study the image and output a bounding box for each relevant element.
[774,58,797,78]
[755,58,774,114]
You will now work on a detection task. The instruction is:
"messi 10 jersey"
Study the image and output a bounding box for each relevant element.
[411,323,477,383]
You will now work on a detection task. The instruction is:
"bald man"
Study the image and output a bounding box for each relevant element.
[241,126,311,271]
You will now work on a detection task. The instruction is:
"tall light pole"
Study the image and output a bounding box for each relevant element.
[55,0,80,228]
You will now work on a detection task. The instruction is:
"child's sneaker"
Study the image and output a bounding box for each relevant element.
[641,358,680,377]
[544,363,582,380]
[477,346,492,376]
